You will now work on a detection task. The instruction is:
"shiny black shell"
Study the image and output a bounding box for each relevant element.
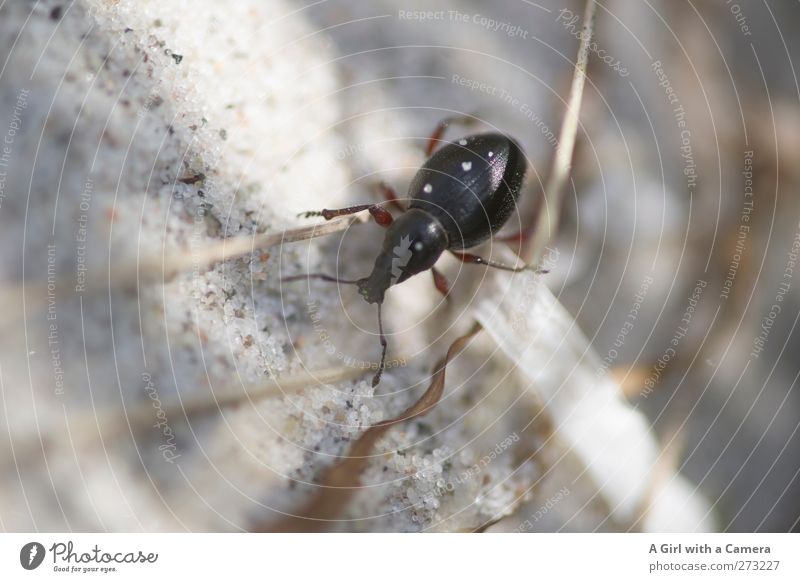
[407,133,526,249]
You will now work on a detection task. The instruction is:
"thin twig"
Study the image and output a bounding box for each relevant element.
[0,212,368,328]
[0,365,365,465]
[525,0,597,265]
[132,365,365,425]
[152,212,369,283]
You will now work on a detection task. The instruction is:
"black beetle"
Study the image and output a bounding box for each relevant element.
[287,120,540,386]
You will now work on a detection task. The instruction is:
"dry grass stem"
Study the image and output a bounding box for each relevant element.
[525,0,597,265]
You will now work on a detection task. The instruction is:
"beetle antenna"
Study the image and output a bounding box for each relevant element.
[372,302,388,387]
[281,273,359,285]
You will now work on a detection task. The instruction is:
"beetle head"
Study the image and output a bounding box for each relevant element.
[357,209,448,304]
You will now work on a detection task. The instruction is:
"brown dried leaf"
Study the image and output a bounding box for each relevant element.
[259,323,482,532]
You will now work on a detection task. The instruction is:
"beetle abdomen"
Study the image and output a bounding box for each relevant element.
[408,133,526,249]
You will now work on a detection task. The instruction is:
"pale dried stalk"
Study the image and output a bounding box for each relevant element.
[0,212,368,327]
[473,265,713,532]
[0,365,365,464]
[525,0,597,265]
[147,212,369,283]
[125,365,366,427]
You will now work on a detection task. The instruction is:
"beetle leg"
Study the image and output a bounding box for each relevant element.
[375,181,405,212]
[449,250,547,274]
[299,204,393,227]
[425,113,479,156]
[431,266,452,300]
[281,273,359,285]
[496,225,535,244]
[497,206,540,244]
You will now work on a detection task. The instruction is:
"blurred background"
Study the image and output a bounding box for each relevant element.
[0,0,798,532]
